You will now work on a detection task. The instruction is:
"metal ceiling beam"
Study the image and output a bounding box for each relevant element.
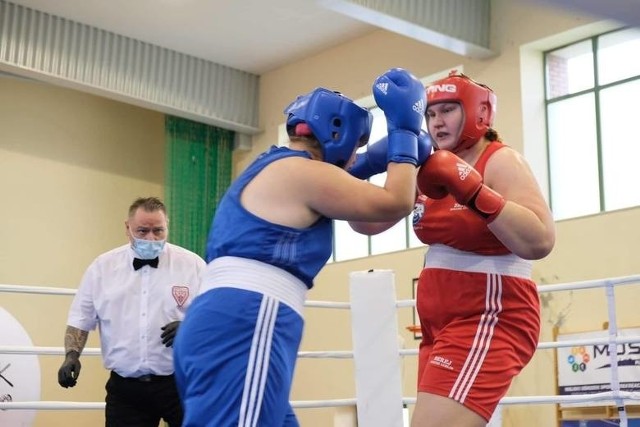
[0,0,260,135]
[526,0,640,27]
[318,0,495,59]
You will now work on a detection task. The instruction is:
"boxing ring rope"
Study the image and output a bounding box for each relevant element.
[0,398,362,411]
[0,283,359,415]
[2,274,640,427]
[0,283,355,361]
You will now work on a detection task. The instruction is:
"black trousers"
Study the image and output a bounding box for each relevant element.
[105,371,183,427]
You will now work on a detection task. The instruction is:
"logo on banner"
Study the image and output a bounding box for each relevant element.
[567,346,590,372]
[557,329,640,405]
[567,342,640,373]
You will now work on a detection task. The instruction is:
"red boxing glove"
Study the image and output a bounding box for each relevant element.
[417,150,506,222]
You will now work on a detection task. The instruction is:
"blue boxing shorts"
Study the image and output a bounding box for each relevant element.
[173,286,304,427]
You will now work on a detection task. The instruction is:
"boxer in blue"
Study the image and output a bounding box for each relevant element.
[173,68,431,426]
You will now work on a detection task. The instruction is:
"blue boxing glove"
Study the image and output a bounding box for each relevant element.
[349,131,434,179]
[349,135,388,179]
[372,68,427,165]
[350,131,433,179]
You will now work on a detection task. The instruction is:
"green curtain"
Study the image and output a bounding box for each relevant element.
[164,116,234,258]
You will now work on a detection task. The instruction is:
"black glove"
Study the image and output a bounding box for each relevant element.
[161,321,180,347]
[58,350,81,388]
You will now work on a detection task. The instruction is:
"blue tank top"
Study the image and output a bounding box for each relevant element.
[205,146,333,289]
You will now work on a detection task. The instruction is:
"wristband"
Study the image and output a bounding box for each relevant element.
[467,185,506,223]
[387,130,419,165]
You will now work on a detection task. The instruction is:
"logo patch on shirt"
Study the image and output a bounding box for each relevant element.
[412,200,425,225]
[450,202,466,212]
[430,355,454,370]
[172,286,189,307]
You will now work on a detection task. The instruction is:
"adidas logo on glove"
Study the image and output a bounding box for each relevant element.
[412,99,425,114]
[375,82,389,95]
[457,162,471,180]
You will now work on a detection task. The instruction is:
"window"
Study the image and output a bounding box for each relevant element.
[544,28,640,220]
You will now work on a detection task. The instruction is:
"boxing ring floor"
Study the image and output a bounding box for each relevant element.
[1,271,640,426]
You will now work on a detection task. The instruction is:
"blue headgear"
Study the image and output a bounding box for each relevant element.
[284,88,373,167]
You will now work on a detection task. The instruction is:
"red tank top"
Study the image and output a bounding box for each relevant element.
[412,142,510,255]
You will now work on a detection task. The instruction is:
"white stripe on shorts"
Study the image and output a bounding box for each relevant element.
[449,273,503,403]
[239,295,279,427]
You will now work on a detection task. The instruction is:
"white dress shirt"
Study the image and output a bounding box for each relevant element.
[67,243,205,377]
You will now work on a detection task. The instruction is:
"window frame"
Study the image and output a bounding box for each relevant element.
[543,27,640,219]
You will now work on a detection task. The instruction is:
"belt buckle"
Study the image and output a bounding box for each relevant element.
[138,374,153,382]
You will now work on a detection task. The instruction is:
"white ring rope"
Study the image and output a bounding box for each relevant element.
[2,274,640,416]
[396,334,640,357]
[305,300,350,309]
[0,347,101,356]
[395,274,640,309]
[0,398,359,410]
[402,391,640,406]
[6,333,640,357]
[0,284,76,295]
[0,346,353,359]
[395,299,415,308]
[0,284,351,310]
[6,272,635,300]
[536,274,640,292]
[5,391,640,412]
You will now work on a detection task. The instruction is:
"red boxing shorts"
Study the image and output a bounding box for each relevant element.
[416,247,540,421]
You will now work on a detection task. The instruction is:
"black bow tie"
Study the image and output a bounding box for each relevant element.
[133,257,159,271]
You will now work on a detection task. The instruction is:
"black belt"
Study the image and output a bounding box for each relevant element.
[111,371,173,383]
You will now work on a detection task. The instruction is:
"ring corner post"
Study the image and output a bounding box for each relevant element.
[349,269,404,427]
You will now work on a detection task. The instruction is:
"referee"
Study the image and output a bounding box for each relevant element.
[57,197,206,427]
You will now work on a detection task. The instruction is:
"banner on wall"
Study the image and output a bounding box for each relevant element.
[0,307,41,427]
[557,328,640,408]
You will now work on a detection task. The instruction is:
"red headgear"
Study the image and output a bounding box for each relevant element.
[426,71,497,152]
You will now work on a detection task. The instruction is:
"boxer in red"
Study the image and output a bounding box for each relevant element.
[350,71,555,427]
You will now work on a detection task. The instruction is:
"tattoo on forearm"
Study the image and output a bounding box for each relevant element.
[64,326,88,355]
